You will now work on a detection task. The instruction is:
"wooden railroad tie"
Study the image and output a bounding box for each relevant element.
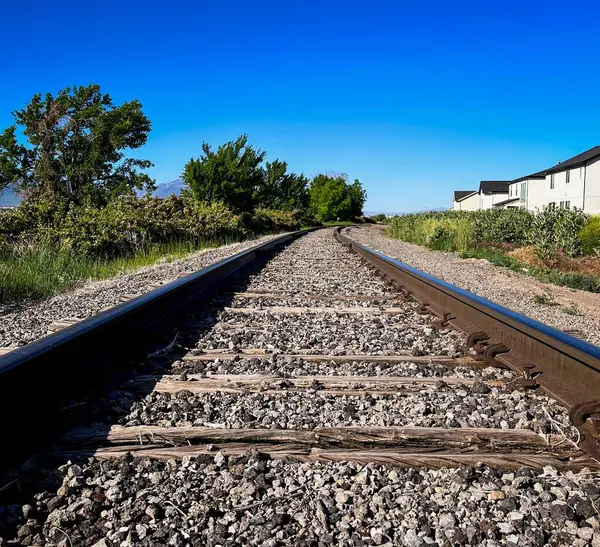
[231,291,403,302]
[181,351,484,367]
[62,425,595,471]
[128,373,505,396]
[222,306,413,315]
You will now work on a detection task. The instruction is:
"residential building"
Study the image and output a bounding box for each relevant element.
[452,190,477,210]
[526,146,600,212]
[453,190,479,211]
[451,145,600,212]
[493,171,546,210]
[478,181,510,210]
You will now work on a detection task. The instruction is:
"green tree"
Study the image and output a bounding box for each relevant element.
[309,174,366,221]
[256,160,309,212]
[182,134,266,214]
[0,84,154,206]
[348,178,367,218]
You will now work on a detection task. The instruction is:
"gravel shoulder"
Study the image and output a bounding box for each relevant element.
[346,225,600,346]
[0,234,284,348]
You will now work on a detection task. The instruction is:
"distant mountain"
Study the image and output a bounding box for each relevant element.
[153,179,185,198]
[0,180,189,205]
[0,186,20,207]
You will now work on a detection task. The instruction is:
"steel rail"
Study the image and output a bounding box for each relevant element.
[0,230,310,466]
[336,227,600,457]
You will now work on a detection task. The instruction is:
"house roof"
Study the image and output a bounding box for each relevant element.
[479,180,510,194]
[512,146,600,182]
[454,190,477,202]
[543,146,600,175]
[512,169,547,183]
[493,197,520,207]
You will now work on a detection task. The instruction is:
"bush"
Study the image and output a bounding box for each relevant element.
[580,216,600,256]
[251,208,300,232]
[0,196,248,259]
[471,209,533,246]
[388,211,474,252]
[389,208,589,260]
[0,196,305,261]
[531,207,588,260]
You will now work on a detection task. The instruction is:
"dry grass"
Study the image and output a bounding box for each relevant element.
[508,246,600,278]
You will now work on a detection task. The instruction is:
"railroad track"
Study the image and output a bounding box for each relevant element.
[1,227,600,545]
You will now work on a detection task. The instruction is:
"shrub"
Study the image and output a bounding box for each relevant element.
[389,208,590,260]
[251,208,300,232]
[388,211,474,252]
[56,197,247,258]
[471,209,533,246]
[580,216,600,256]
[531,207,588,259]
[0,196,249,259]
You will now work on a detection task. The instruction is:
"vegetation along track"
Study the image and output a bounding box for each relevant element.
[2,228,600,545]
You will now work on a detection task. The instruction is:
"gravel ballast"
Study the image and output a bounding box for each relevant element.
[173,355,513,381]
[346,225,600,345]
[194,312,465,356]
[10,455,600,546]
[122,385,570,433]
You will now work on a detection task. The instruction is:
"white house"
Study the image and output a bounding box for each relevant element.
[452,190,477,210]
[451,146,600,213]
[493,171,546,210]
[525,146,600,212]
[477,181,510,210]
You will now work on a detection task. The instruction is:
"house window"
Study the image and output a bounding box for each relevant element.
[550,174,555,189]
[566,170,570,184]
[559,201,565,208]
[565,201,570,209]
[548,202,556,209]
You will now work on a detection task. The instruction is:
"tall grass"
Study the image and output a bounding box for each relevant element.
[388,215,474,252]
[0,236,246,306]
[386,209,600,293]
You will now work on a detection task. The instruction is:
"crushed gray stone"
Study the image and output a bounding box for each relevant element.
[123,386,568,433]
[8,454,600,546]
[173,355,513,381]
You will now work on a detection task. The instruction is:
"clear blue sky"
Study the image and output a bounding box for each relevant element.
[2,0,599,213]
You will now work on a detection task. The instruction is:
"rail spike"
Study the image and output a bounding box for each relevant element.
[570,400,600,458]
[483,343,510,368]
[466,331,489,347]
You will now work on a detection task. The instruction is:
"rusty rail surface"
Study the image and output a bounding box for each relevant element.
[336,227,600,457]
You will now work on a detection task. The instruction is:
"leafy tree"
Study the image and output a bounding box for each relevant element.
[182,134,266,214]
[256,160,309,212]
[309,174,366,221]
[348,178,367,218]
[0,84,154,206]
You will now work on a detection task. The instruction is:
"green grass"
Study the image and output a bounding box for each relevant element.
[459,247,600,293]
[0,236,249,306]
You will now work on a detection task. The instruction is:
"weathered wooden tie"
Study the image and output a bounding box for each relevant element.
[222,306,413,315]
[128,373,504,395]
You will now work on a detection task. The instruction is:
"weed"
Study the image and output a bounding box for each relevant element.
[563,302,583,316]
[533,292,558,306]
